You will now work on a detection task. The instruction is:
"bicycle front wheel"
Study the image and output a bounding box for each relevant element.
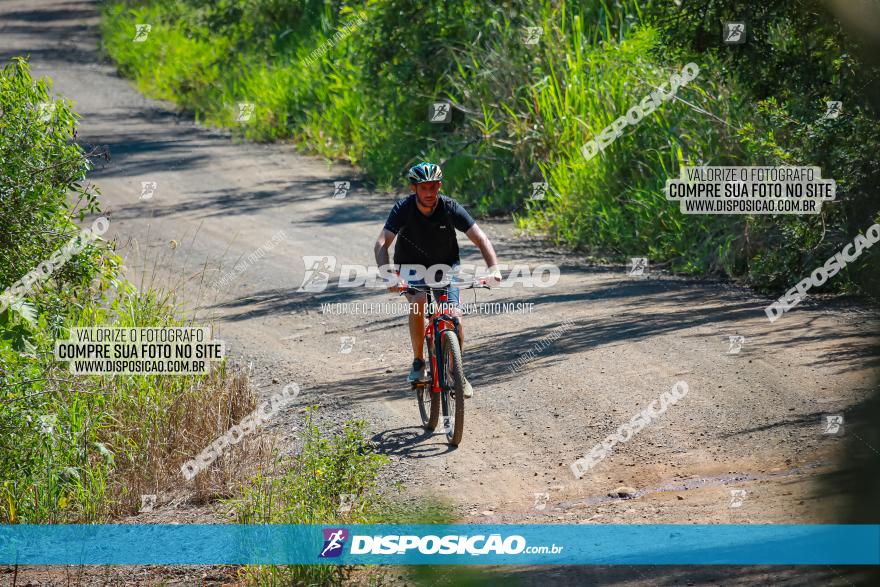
[440,330,465,446]
[417,335,439,430]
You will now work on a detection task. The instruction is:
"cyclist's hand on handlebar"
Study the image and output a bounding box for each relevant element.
[486,266,503,288]
[387,278,407,293]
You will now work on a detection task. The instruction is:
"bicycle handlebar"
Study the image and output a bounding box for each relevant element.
[396,280,491,296]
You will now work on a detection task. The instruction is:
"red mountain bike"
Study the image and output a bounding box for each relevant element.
[400,280,489,446]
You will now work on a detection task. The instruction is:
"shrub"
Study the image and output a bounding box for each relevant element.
[229,412,388,586]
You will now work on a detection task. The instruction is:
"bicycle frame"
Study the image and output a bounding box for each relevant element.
[399,279,488,395]
[422,289,460,395]
[401,278,490,444]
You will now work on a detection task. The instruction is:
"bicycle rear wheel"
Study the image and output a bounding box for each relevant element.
[417,335,439,430]
[440,330,465,446]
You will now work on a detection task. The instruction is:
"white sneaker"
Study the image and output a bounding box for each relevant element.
[407,359,428,383]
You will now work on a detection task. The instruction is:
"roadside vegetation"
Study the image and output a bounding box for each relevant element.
[0,58,256,522]
[0,59,388,539]
[229,412,388,585]
[100,0,880,294]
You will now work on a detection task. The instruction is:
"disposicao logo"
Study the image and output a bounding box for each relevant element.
[316,529,563,558]
[348,534,536,555]
[319,528,348,558]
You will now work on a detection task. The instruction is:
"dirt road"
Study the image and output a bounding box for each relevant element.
[3,1,879,584]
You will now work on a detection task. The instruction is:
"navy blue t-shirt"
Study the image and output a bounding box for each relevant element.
[383,194,475,267]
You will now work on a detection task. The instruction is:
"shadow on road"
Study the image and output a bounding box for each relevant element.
[371,426,456,459]
[218,271,879,393]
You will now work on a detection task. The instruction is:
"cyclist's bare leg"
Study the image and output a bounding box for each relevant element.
[408,295,428,360]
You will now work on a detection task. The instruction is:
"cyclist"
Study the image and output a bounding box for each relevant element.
[373,162,501,397]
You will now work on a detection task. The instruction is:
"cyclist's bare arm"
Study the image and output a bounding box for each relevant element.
[374,229,405,292]
[466,224,501,281]
[374,228,396,267]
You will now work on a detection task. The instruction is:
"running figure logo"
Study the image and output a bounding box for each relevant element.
[629,257,648,277]
[824,101,842,120]
[297,256,337,292]
[722,22,746,44]
[333,181,350,199]
[237,102,255,122]
[530,182,548,201]
[140,181,158,200]
[319,528,349,558]
[37,102,56,123]
[521,27,543,45]
[533,492,549,511]
[38,415,56,436]
[729,489,747,508]
[429,102,452,123]
[139,494,157,513]
[133,24,152,42]
[727,335,744,354]
[824,414,844,434]
[339,336,356,354]
[338,493,355,514]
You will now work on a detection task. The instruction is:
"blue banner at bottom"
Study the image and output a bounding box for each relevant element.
[0,524,878,565]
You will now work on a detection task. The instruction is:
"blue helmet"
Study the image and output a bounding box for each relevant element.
[407,162,443,184]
